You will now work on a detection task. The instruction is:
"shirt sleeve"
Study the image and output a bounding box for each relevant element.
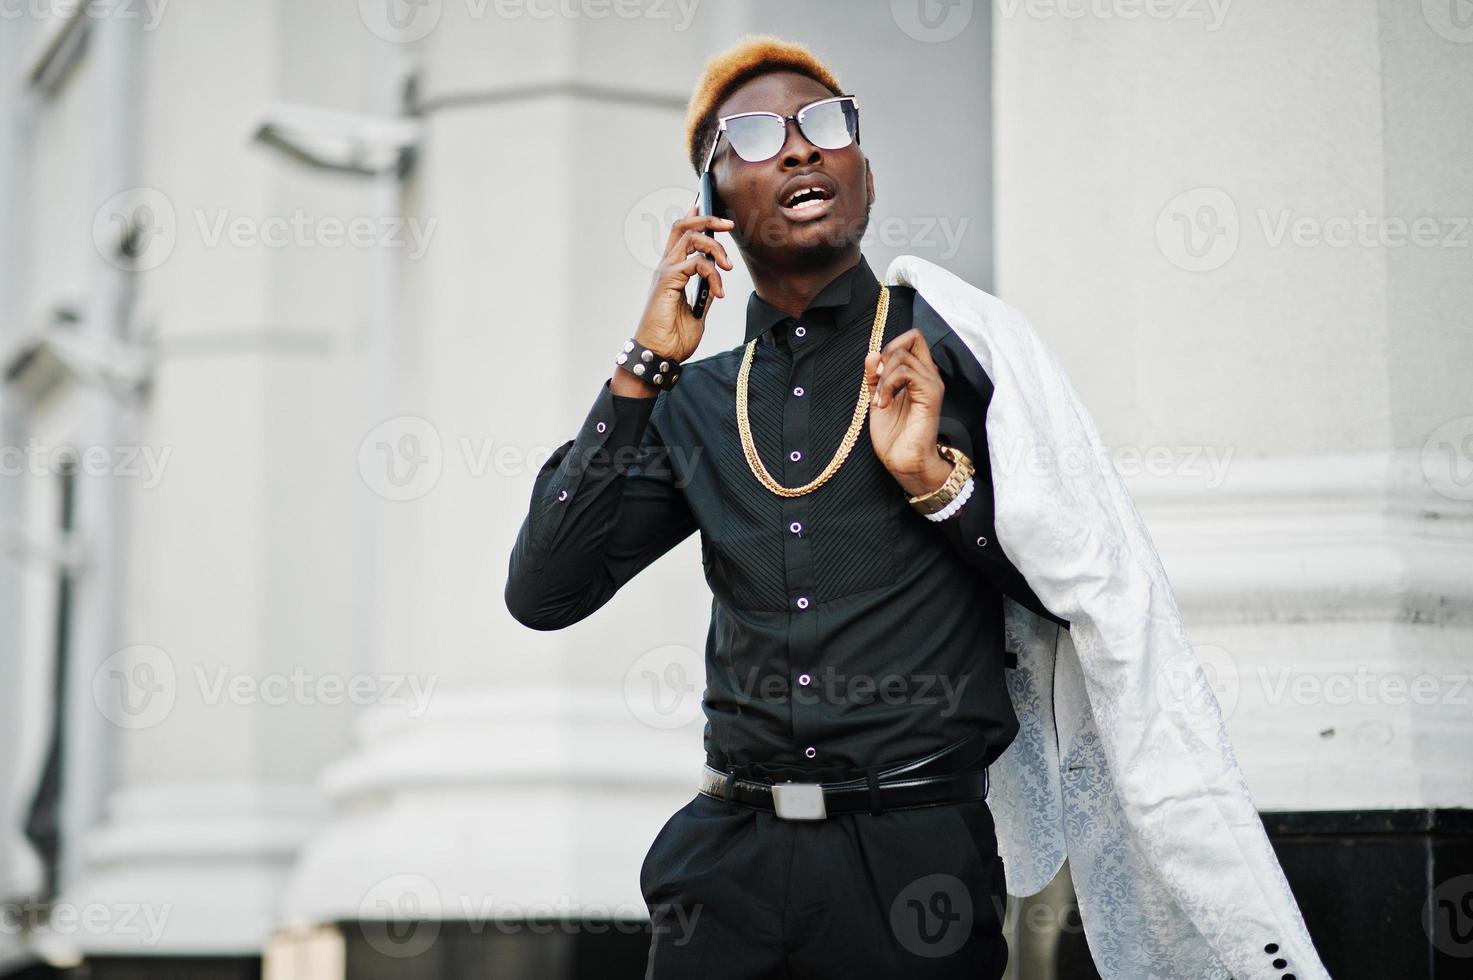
[504,377,698,630]
[927,339,1072,631]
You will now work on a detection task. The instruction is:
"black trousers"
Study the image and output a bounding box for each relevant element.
[639,790,1009,978]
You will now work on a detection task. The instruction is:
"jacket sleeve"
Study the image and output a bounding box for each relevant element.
[928,336,1072,631]
[504,377,698,631]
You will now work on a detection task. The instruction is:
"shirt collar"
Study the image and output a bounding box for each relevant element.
[743,254,882,347]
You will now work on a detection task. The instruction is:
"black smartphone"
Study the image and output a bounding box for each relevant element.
[688,169,718,318]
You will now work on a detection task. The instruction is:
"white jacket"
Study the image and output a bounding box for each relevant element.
[885,255,1331,980]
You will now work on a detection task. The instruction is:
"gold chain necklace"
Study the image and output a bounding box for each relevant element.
[736,282,889,497]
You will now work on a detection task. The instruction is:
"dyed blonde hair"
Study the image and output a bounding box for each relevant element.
[684,34,845,174]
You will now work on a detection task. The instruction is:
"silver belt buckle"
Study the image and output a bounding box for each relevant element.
[770,780,827,820]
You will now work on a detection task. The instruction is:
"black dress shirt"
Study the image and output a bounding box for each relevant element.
[505,254,1068,782]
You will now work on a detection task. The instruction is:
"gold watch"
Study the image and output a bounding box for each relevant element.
[907,444,975,516]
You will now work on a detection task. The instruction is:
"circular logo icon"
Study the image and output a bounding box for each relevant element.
[892,0,975,43]
[1424,872,1473,957]
[93,644,177,730]
[1423,0,1473,43]
[93,187,177,272]
[1421,415,1473,502]
[624,644,704,730]
[358,0,443,43]
[358,416,444,501]
[890,872,973,958]
[358,873,442,959]
[624,186,697,272]
[1155,186,1239,272]
[1152,642,1239,732]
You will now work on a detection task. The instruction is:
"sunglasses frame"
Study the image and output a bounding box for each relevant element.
[700,94,861,174]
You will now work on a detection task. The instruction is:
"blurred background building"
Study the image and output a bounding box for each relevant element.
[1,1,1470,978]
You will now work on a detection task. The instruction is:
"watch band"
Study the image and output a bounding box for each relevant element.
[908,443,975,518]
[615,336,683,391]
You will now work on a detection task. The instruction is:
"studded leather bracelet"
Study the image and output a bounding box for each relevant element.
[615,336,683,391]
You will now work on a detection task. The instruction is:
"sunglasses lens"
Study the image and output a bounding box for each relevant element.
[725,115,786,162]
[799,99,857,150]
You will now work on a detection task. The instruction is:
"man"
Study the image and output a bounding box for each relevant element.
[505,35,1049,977]
[505,35,1329,980]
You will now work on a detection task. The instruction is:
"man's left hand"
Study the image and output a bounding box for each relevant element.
[864,329,954,499]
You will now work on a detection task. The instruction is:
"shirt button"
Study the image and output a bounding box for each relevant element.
[794,325,806,338]
[789,450,802,462]
[798,673,811,686]
[792,386,804,397]
[789,521,802,534]
[795,596,809,610]
[557,489,568,501]
[804,746,817,758]
[976,535,987,547]
[595,421,606,433]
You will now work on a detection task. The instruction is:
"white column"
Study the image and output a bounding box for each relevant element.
[993,0,1473,811]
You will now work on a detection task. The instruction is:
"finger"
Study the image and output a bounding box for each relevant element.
[670,212,735,245]
[874,363,920,409]
[673,229,735,271]
[670,253,725,299]
[881,328,935,367]
[875,348,938,389]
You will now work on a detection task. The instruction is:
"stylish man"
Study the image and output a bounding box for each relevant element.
[506,36,1065,978]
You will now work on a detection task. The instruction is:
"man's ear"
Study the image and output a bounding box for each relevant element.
[865,157,876,207]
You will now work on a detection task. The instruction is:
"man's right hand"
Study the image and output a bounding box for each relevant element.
[633,201,735,364]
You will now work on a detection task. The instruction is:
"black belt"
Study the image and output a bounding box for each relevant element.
[698,732,991,820]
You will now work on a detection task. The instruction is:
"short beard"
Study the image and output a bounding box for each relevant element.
[741,197,873,271]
